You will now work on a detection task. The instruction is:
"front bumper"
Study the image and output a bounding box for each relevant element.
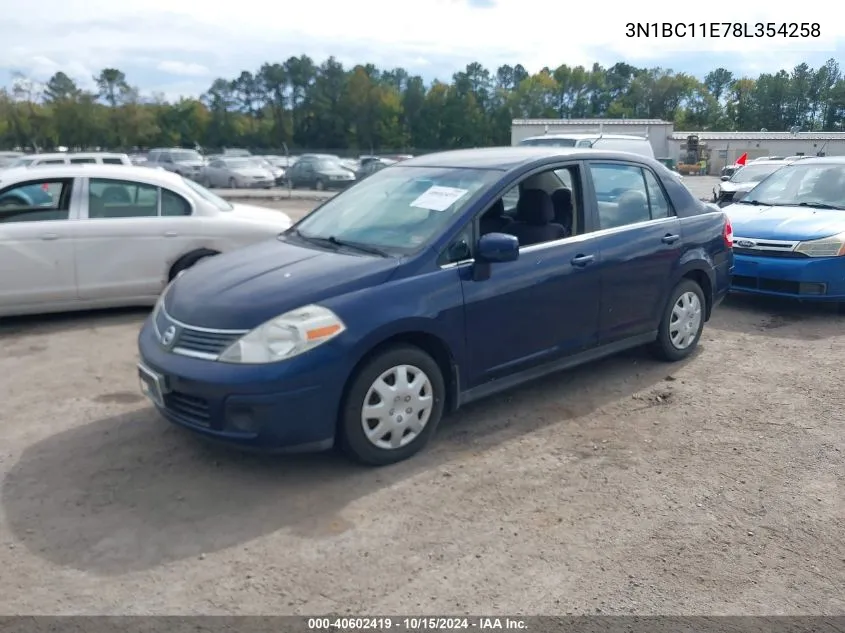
[137,318,347,451]
[730,252,845,301]
[241,178,275,189]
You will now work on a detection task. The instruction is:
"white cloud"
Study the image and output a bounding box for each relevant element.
[156,60,210,77]
[0,0,842,96]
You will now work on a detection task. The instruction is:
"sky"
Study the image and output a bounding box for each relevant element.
[1,0,844,101]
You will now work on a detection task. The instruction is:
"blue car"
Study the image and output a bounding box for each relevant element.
[138,147,733,465]
[724,157,845,309]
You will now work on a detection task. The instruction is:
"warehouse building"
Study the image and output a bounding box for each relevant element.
[669,131,845,172]
[511,118,673,159]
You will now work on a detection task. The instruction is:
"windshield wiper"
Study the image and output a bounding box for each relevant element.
[796,201,845,210]
[326,236,390,257]
[736,199,765,205]
[283,228,389,257]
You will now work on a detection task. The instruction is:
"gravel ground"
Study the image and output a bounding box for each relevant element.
[1,184,843,616]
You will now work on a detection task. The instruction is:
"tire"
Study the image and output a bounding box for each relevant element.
[168,251,217,281]
[315,179,326,191]
[340,345,446,466]
[228,177,237,189]
[650,279,706,362]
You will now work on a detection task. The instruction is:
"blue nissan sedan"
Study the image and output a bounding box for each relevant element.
[138,147,733,465]
[724,157,845,309]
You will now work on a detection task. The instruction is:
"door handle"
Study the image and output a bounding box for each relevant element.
[662,234,680,245]
[163,231,178,237]
[41,233,59,240]
[570,254,595,267]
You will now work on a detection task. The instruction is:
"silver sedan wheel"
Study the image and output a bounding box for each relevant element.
[669,291,702,350]
[361,364,434,450]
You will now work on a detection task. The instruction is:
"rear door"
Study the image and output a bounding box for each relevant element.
[0,177,79,311]
[584,161,683,343]
[73,177,200,300]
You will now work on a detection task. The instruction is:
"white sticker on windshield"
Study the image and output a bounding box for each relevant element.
[410,186,469,212]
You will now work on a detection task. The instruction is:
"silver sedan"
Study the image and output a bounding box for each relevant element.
[200,157,275,189]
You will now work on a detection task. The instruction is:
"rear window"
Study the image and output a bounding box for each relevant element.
[102,157,125,165]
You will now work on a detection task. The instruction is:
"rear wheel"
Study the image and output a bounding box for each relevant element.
[228,177,237,189]
[315,179,326,191]
[650,279,705,362]
[340,345,445,466]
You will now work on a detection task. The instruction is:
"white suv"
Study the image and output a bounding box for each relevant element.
[4,152,132,169]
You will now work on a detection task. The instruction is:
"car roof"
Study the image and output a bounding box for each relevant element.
[523,133,648,141]
[780,156,845,166]
[399,146,658,170]
[741,160,786,166]
[0,163,186,186]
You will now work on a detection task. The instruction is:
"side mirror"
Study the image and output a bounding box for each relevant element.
[720,175,730,181]
[477,232,519,263]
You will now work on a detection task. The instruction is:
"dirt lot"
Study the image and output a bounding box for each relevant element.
[1,192,843,616]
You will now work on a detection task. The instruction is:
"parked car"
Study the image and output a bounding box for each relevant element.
[261,156,289,184]
[285,155,356,190]
[712,160,788,206]
[723,156,845,309]
[146,148,206,181]
[0,151,24,169]
[356,157,396,180]
[222,148,252,158]
[137,147,733,465]
[0,164,292,317]
[249,157,285,185]
[2,152,132,170]
[200,156,275,189]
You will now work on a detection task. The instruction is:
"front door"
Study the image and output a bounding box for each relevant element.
[0,177,78,311]
[456,162,603,387]
[73,177,198,300]
[585,161,683,342]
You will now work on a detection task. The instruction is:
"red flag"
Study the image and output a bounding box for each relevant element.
[735,152,748,166]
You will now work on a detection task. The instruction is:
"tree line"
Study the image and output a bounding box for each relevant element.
[1,56,844,153]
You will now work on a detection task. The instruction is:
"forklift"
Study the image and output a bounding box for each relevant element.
[677,135,711,175]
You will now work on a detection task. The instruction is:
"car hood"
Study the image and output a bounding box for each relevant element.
[165,239,400,329]
[719,181,758,193]
[725,204,845,241]
[228,202,292,227]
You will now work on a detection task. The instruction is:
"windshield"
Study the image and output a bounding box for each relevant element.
[289,165,500,254]
[172,150,202,162]
[223,158,252,168]
[742,163,845,208]
[519,137,578,147]
[731,164,782,183]
[181,177,234,211]
[9,157,34,168]
[249,158,272,168]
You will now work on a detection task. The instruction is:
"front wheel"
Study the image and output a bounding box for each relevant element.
[315,179,326,191]
[228,177,237,189]
[650,279,705,362]
[340,345,446,466]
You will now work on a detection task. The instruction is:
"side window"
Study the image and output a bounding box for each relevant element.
[161,189,192,216]
[70,157,96,164]
[0,179,71,223]
[41,159,66,165]
[438,224,473,266]
[643,169,672,219]
[88,178,158,219]
[588,163,651,230]
[102,157,124,165]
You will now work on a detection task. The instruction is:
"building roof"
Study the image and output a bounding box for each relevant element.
[513,118,672,126]
[671,131,845,141]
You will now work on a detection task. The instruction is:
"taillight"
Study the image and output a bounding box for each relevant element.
[723,215,733,248]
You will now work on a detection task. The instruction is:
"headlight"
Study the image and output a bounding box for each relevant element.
[794,232,845,257]
[218,305,346,364]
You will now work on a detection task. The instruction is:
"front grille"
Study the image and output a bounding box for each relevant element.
[155,306,246,358]
[732,275,827,295]
[163,391,211,427]
[733,247,808,258]
[719,192,735,202]
[175,329,241,356]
